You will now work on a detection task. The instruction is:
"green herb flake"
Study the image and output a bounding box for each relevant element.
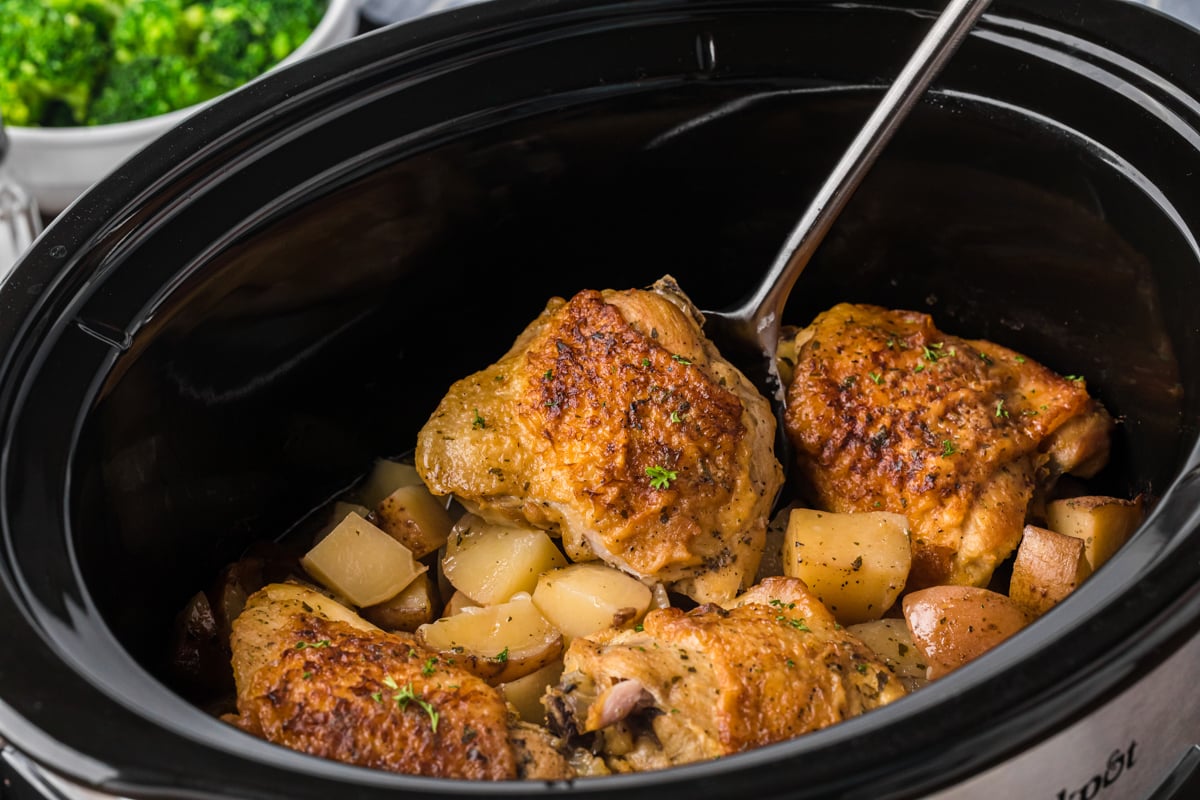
[1014,356,1026,364]
[1065,374,1085,383]
[495,646,509,663]
[979,351,994,365]
[371,692,383,703]
[634,623,644,632]
[382,675,399,691]
[646,465,678,490]
[422,657,438,677]
[671,354,692,365]
[302,671,313,680]
[942,439,957,457]
[855,663,869,674]
[641,357,651,368]
[543,369,553,381]
[995,399,1009,418]
[789,618,811,632]
[295,639,330,650]
[868,371,883,385]
[472,409,486,429]
[670,410,684,424]
[914,363,926,374]
[786,659,796,668]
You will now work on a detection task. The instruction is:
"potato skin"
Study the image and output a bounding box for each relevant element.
[1009,525,1092,616]
[902,586,1030,679]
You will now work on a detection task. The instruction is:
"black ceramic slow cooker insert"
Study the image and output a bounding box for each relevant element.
[1,1,1199,798]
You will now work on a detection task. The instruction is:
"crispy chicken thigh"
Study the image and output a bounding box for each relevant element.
[784,304,1113,589]
[416,277,783,603]
[228,583,571,780]
[544,577,904,771]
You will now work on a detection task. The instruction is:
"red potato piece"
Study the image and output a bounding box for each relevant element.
[902,586,1031,680]
[1009,525,1092,617]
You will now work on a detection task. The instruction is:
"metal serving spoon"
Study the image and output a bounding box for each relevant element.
[701,0,993,460]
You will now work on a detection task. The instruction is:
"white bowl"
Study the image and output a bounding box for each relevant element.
[5,0,360,213]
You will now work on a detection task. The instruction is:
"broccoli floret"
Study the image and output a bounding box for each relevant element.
[191,3,272,91]
[109,0,202,63]
[192,0,326,91]
[0,0,121,126]
[87,54,213,124]
[0,0,328,128]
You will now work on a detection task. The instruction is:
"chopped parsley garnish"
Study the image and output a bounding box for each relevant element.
[472,409,486,429]
[914,363,926,373]
[641,357,651,368]
[1065,374,1085,383]
[382,675,399,690]
[393,682,440,732]
[995,399,1009,418]
[868,371,883,385]
[670,410,684,424]
[495,647,509,663]
[646,465,677,489]
[786,659,796,668]
[855,663,869,674]
[634,623,644,632]
[543,369,553,381]
[942,439,957,457]
[1014,356,1026,364]
[294,639,330,650]
[979,351,993,365]
[302,671,313,680]
[422,657,438,676]
[922,343,947,363]
[371,691,383,703]
[671,354,692,365]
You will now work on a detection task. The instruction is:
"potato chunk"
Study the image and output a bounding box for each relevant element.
[500,659,564,723]
[902,586,1030,680]
[417,593,562,684]
[375,485,453,559]
[301,512,425,607]
[532,564,651,641]
[443,515,567,605]
[360,572,439,632]
[783,509,911,625]
[356,459,423,509]
[1009,525,1092,617]
[443,590,480,617]
[1045,495,1144,570]
[847,618,929,693]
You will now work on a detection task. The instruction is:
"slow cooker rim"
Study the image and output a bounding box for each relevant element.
[1,1,1199,798]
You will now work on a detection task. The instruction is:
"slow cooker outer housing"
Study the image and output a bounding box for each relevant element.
[1,1,1199,798]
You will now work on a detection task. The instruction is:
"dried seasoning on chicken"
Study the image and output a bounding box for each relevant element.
[544,576,904,771]
[227,583,572,780]
[416,277,783,603]
[783,303,1113,589]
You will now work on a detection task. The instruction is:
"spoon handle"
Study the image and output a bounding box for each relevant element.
[735,0,993,328]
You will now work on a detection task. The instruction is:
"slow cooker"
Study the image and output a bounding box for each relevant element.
[1,1,1199,798]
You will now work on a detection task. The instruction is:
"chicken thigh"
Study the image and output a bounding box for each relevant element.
[783,304,1113,588]
[228,583,571,780]
[544,576,904,772]
[416,277,783,603]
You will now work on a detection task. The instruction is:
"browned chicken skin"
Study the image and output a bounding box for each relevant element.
[416,278,783,602]
[784,304,1113,588]
[544,576,905,771]
[229,584,570,780]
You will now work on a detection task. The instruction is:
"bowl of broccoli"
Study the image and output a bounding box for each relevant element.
[1,0,359,212]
